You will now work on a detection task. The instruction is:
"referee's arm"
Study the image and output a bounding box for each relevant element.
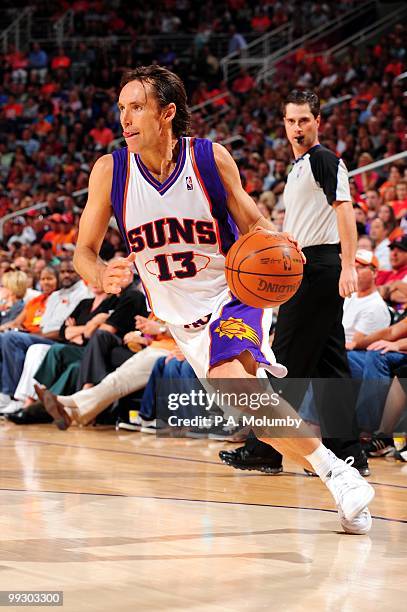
[311,150,357,298]
[334,200,358,298]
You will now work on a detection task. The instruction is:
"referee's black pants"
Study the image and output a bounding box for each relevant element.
[246,244,361,459]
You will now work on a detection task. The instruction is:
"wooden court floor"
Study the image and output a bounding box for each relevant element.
[0,421,406,612]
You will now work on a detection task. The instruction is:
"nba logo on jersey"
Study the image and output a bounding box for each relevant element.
[186,176,193,190]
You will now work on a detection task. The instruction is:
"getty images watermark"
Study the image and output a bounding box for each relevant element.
[166,389,303,430]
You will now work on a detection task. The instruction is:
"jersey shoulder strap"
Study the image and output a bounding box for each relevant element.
[111,147,130,252]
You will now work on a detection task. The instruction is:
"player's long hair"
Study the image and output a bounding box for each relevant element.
[120,65,191,138]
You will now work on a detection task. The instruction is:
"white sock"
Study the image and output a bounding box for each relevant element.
[57,395,77,408]
[305,443,337,481]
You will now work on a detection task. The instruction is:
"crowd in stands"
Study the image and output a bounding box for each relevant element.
[0,5,406,462]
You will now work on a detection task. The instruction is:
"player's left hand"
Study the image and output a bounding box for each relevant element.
[339,265,358,298]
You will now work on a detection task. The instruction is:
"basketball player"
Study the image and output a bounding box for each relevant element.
[221,90,369,477]
[71,66,373,534]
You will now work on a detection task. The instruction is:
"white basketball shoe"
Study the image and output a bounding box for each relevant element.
[324,457,374,535]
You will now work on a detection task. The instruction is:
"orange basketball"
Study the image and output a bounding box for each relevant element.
[225,231,303,308]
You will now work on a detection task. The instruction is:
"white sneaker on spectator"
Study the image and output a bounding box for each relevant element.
[0,393,11,410]
[1,400,24,415]
[323,456,374,532]
[117,415,158,433]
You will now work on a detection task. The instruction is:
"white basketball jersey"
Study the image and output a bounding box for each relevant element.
[111,137,238,325]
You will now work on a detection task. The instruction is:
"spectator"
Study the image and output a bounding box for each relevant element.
[28,42,48,83]
[379,165,403,198]
[354,153,379,195]
[0,270,28,325]
[344,250,391,350]
[358,235,374,251]
[392,181,407,218]
[227,25,247,56]
[232,69,255,96]
[119,348,196,433]
[10,286,118,417]
[369,218,391,270]
[347,317,407,432]
[89,118,114,148]
[364,189,382,220]
[51,48,71,72]
[0,259,91,411]
[40,242,61,267]
[362,369,407,458]
[7,218,32,249]
[375,236,407,307]
[36,315,176,429]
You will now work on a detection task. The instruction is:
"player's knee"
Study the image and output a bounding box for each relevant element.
[208,359,246,379]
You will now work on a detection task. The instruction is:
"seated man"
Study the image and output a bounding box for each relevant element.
[299,249,391,428]
[33,278,147,393]
[344,249,391,349]
[363,365,407,459]
[36,315,175,429]
[347,316,407,432]
[118,347,196,433]
[8,285,117,416]
[375,235,407,308]
[0,261,91,412]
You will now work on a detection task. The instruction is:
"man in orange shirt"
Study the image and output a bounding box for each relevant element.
[42,214,64,254]
[89,118,114,148]
[54,215,77,255]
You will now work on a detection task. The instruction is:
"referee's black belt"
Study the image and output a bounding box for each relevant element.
[302,243,340,255]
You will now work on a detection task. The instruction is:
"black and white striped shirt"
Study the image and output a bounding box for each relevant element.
[283,144,351,248]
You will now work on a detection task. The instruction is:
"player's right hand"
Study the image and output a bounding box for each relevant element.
[281,232,306,264]
[101,252,136,294]
[253,227,306,264]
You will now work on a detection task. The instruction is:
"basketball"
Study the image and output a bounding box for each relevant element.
[225,231,303,308]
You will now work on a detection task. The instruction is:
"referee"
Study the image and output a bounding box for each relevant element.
[220,90,369,476]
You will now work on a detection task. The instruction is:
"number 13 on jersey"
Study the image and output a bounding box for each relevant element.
[146,251,210,282]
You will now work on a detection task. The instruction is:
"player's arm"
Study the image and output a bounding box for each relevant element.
[74,155,135,294]
[310,150,357,297]
[213,144,305,260]
[333,200,358,298]
[212,143,277,234]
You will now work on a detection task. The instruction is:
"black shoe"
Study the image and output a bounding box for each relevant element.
[362,432,395,457]
[6,405,52,425]
[219,445,283,474]
[303,468,318,477]
[340,449,370,477]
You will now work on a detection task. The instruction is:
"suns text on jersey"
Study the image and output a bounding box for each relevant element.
[127,217,217,253]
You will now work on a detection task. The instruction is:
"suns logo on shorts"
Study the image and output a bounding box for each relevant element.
[214,317,260,345]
